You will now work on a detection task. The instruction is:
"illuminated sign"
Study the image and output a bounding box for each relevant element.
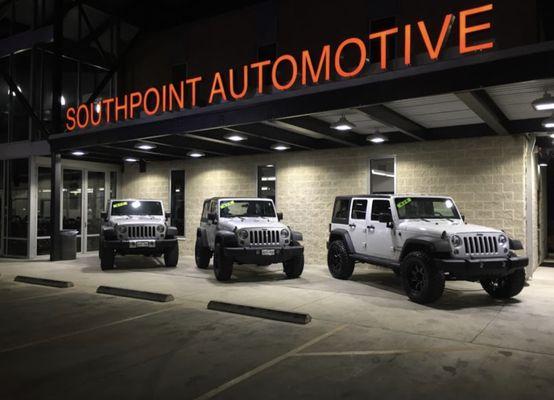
[65,3,494,132]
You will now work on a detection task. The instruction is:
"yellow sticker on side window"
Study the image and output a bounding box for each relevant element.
[220,200,235,209]
[396,198,412,209]
[113,201,128,208]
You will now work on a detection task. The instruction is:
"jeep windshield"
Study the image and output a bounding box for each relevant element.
[395,197,461,220]
[219,200,276,218]
[110,200,163,216]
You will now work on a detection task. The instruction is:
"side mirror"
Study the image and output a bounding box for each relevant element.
[208,212,218,223]
[510,239,523,251]
[100,212,107,220]
[277,212,283,221]
[165,212,171,220]
[378,213,392,224]
[461,215,466,222]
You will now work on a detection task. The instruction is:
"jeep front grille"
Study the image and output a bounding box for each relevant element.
[249,229,281,246]
[127,225,156,239]
[462,235,499,257]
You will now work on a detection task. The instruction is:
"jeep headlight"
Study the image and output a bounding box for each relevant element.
[116,225,127,234]
[498,234,507,245]
[238,229,249,240]
[156,225,165,233]
[281,229,290,238]
[451,235,462,248]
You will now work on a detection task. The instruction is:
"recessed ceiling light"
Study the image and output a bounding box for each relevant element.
[135,143,157,150]
[271,144,290,151]
[71,150,85,156]
[60,95,66,106]
[367,134,387,144]
[542,114,554,129]
[550,133,554,139]
[539,163,548,167]
[330,115,356,131]
[224,133,247,142]
[265,164,274,167]
[532,92,554,111]
[187,151,205,158]
[124,157,138,163]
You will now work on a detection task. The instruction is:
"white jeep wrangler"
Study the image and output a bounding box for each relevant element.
[99,199,179,270]
[195,197,304,281]
[327,195,528,304]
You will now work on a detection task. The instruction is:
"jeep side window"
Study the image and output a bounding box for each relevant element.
[371,200,391,221]
[351,200,368,220]
[201,200,210,222]
[332,199,350,223]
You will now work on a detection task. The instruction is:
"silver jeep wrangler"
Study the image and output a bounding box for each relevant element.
[99,199,179,270]
[195,197,304,281]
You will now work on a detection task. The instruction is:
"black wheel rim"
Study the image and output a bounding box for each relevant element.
[329,247,342,273]
[407,263,426,293]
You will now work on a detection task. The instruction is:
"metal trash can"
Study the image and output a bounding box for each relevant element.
[55,230,78,260]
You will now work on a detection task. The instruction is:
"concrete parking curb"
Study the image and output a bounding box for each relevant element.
[14,276,74,288]
[96,286,174,302]
[207,301,312,324]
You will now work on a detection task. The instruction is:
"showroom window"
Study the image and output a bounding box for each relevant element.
[369,157,395,194]
[170,170,185,236]
[257,164,276,203]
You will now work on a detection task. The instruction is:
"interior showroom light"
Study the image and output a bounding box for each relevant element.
[271,143,290,151]
[60,95,66,106]
[539,163,548,167]
[330,115,356,131]
[187,150,205,158]
[532,92,554,111]
[224,133,247,142]
[550,133,554,139]
[542,114,554,129]
[367,133,387,144]
[135,143,157,150]
[8,85,22,96]
[124,157,139,163]
[71,150,85,156]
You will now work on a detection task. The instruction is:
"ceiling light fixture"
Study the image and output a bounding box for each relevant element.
[187,151,205,158]
[542,113,554,129]
[135,143,157,150]
[330,115,356,131]
[271,144,290,151]
[224,133,247,142]
[71,150,85,156]
[539,163,548,167]
[265,164,274,168]
[367,130,388,144]
[532,92,554,111]
[124,157,138,163]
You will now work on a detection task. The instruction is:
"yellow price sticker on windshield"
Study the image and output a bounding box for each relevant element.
[396,198,412,209]
[113,201,128,208]
[220,200,235,209]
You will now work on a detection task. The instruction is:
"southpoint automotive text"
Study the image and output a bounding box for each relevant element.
[65,3,494,132]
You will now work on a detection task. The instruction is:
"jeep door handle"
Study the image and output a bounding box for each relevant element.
[349,223,356,228]
[367,225,375,231]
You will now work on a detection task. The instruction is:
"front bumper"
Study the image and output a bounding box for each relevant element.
[224,245,303,264]
[435,256,528,279]
[104,238,177,254]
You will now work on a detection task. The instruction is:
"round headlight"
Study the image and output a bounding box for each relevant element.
[281,229,290,238]
[116,225,127,234]
[451,235,462,247]
[156,225,165,233]
[238,229,249,240]
[498,234,507,245]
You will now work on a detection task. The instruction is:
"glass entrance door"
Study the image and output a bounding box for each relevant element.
[86,171,105,252]
[63,169,83,252]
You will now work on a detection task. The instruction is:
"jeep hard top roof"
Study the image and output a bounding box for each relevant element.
[205,197,275,202]
[334,195,453,200]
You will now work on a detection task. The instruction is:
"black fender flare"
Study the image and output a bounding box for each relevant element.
[196,227,209,247]
[215,231,238,248]
[166,226,178,239]
[328,229,355,254]
[400,237,450,260]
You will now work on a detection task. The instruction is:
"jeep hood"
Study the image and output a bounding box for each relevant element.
[398,219,502,237]
[219,217,286,231]
[109,215,165,225]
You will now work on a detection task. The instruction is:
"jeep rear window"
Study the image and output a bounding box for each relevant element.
[219,200,276,218]
[395,198,460,220]
[110,200,163,216]
[332,199,350,223]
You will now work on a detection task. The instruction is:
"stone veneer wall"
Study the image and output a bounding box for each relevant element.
[121,135,534,270]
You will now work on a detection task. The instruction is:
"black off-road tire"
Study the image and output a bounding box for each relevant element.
[327,240,355,280]
[164,244,179,267]
[213,242,233,281]
[283,246,304,279]
[195,239,212,269]
[480,269,526,299]
[400,251,445,304]
[100,246,115,270]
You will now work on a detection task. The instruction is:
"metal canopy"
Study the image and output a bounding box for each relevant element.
[48,41,554,164]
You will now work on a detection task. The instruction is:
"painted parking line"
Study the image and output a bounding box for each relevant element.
[193,324,348,400]
[292,347,475,357]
